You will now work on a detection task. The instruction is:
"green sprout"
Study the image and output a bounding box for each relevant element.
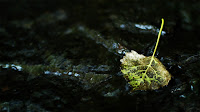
[121,18,171,91]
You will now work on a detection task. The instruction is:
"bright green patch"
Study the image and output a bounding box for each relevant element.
[121,19,171,91]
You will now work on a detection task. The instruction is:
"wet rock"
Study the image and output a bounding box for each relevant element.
[72,25,129,55]
[0,0,200,112]
[36,9,67,25]
[110,15,166,35]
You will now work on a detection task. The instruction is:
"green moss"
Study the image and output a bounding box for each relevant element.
[121,19,171,91]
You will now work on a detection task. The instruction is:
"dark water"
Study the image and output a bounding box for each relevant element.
[0,0,200,112]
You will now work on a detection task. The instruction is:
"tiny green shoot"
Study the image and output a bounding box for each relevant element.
[145,18,164,74]
[121,18,170,91]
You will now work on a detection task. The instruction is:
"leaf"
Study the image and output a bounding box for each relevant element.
[120,18,171,91]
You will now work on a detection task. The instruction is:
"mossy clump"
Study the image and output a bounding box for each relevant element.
[121,50,171,91]
[120,18,171,91]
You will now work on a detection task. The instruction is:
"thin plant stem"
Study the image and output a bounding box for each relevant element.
[145,18,164,74]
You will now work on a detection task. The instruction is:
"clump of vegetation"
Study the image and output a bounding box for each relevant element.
[120,19,171,91]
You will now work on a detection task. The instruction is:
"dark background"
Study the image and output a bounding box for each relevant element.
[0,0,200,112]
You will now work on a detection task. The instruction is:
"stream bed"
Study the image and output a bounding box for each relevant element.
[0,0,200,112]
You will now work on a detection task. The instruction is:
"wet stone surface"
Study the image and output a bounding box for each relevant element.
[0,0,200,112]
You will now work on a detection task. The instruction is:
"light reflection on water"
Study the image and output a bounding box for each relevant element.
[179,95,186,98]
[0,64,78,77]
[0,64,22,71]
[120,24,125,29]
[44,70,81,77]
[135,24,166,35]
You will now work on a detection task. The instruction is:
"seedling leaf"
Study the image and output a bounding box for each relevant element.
[120,18,171,91]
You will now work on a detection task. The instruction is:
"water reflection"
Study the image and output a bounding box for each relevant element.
[0,64,22,71]
[135,24,166,35]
